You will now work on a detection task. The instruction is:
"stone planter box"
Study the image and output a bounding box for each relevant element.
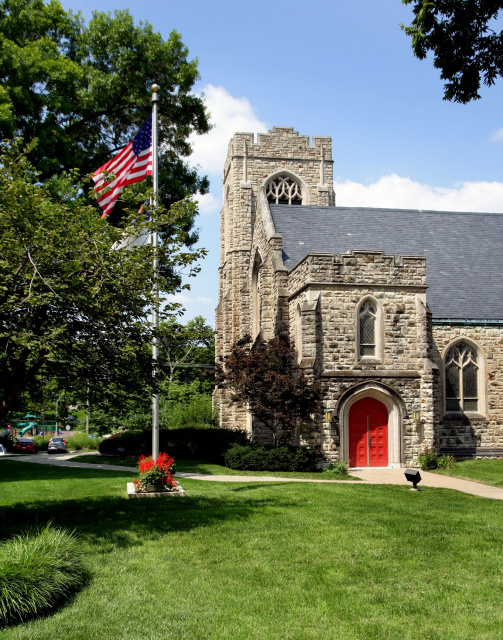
[126,482,186,499]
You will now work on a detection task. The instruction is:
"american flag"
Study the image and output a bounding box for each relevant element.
[92,117,153,218]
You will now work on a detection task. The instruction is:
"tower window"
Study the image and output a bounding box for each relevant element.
[266,175,302,205]
[445,343,479,412]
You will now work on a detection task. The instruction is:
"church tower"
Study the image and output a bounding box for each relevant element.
[215,127,335,430]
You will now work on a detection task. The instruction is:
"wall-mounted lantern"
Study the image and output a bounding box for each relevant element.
[324,409,333,422]
[412,407,421,424]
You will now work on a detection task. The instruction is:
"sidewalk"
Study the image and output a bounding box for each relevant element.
[4,454,503,500]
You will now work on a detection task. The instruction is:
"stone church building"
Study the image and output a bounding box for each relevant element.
[215,126,503,467]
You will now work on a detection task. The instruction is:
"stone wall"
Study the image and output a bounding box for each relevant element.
[286,250,434,465]
[432,324,503,450]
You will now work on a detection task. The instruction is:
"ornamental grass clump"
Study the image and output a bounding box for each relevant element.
[0,523,86,627]
[134,452,178,492]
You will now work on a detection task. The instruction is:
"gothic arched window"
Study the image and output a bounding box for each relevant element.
[358,301,377,357]
[444,342,479,412]
[266,174,302,205]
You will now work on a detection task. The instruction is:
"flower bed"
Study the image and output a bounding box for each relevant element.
[131,452,184,497]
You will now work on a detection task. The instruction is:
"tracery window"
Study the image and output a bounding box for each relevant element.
[359,301,376,357]
[266,175,302,205]
[444,343,479,412]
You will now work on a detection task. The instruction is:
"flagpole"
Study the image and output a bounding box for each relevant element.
[151,83,160,459]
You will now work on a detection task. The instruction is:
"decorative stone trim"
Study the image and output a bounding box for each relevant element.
[321,370,421,378]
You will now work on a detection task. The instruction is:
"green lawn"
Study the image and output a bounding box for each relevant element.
[431,458,503,487]
[0,461,502,640]
[72,454,359,480]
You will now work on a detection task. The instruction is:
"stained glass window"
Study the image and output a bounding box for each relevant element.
[444,343,478,412]
[359,301,376,357]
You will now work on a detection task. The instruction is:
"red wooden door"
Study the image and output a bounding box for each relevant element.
[349,398,388,467]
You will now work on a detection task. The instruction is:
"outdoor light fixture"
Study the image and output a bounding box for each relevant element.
[412,407,421,423]
[404,468,421,491]
[325,410,333,421]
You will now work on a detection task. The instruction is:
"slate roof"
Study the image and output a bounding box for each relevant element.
[269,204,503,321]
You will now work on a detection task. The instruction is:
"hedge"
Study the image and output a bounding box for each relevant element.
[224,443,317,472]
[99,427,248,463]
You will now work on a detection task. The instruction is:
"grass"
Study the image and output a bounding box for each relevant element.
[430,458,503,487]
[0,459,502,639]
[71,454,360,480]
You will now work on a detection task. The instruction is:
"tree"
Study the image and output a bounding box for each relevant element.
[401,0,503,103]
[0,141,206,420]
[216,335,322,446]
[0,0,210,237]
[158,316,214,395]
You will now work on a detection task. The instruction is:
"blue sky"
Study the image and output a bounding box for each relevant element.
[62,0,503,326]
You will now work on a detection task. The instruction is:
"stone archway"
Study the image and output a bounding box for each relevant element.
[337,383,405,468]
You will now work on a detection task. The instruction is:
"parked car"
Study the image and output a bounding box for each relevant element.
[14,439,38,454]
[48,436,67,454]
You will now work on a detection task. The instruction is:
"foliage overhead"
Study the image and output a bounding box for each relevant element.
[159,315,214,393]
[0,141,206,419]
[216,335,322,446]
[401,0,503,103]
[0,0,211,234]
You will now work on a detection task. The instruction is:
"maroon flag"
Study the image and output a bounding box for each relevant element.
[92,117,153,218]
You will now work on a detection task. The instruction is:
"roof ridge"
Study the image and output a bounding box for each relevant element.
[269,204,503,217]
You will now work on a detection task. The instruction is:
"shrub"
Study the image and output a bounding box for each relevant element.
[224,443,316,472]
[31,435,48,451]
[0,524,87,627]
[438,453,456,469]
[323,461,349,476]
[67,433,103,451]
[98,427,247,463]
[417,448,440,470]
[416,447,456,471]
[99,430,148,457]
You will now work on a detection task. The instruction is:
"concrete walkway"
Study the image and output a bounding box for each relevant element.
[3,453,503,500]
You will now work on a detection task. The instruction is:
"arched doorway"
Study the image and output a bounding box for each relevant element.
[349,397,388,467]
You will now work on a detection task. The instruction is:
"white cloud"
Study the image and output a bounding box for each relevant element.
[491,127,503,142]
[194,191,221,215]
[189,85,268,175]
[196,296,214,304]
[334,174,503,213]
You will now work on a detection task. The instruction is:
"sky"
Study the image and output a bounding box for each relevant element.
[62,0,503,326]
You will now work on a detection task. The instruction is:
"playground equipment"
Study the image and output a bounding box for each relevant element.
[15,414,59,436]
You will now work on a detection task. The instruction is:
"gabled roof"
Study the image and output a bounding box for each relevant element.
[269,204,503,321]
